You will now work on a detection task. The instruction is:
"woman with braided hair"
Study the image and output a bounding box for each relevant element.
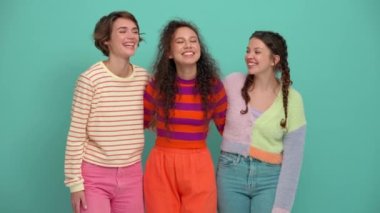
[217,31,306,213]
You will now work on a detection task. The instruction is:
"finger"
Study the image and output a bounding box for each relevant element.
[75,201,80,213]
[71,200,78,213]
[81,194,87,210]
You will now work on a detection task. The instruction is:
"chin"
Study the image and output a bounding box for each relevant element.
[124,52,136,58]
[181,59,198,65]
[247,69,256,75]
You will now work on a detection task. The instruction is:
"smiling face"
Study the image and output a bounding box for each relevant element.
[105,18,140,59]
[168,27,201,68]
[245,37,279,75]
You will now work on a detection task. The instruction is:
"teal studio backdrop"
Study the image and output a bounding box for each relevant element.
[0,0,379,212]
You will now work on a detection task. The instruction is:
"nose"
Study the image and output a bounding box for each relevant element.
[126,31,134,38]
[125,29,138,39]
[245,52,253,59]
[184,41,192,48]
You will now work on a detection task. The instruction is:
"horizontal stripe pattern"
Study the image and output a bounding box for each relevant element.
[64,62,149,192]
[144,77,227,149]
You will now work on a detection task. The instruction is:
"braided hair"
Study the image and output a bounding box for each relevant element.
[240,31,292,129]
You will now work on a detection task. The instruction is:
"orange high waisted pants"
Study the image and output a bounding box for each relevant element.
[144,146,217,213]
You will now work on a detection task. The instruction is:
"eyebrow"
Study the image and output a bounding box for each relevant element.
[174,36,198,40]
[117,26,138,30]
[246,47,263,52]
[249,47,262,50]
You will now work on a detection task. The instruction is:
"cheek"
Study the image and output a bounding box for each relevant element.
[134,34,140,42]
[196,47,201,56]
[168,47,177,58]
[195,43,201,50]
[175,46,185,55]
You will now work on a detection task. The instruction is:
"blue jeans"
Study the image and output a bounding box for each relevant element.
[217,151,281,213]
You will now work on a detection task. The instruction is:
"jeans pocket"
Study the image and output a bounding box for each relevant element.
[218,152,238,167]
[257,161,281,177]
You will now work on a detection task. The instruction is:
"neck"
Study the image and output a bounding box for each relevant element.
[176,64,197,80]
[252,72,279,93]
[105,56,132,78]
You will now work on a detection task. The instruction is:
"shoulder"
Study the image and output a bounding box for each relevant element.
[211,77,224,87]
[287,87,306,130]
[222,72,246,95]
[145,78,156,92]
[132,64,151,79]
[288,87,304,106]
[210,78,227,97]
[76,62,105,86]
[223,72,246,87]
[132,64,149,74]
[81,62,104,78]
[224,72,246,82]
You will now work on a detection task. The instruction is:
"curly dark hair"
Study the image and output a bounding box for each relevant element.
[93,11,144,56]
[152,20,220,127]
[240,31,292,129]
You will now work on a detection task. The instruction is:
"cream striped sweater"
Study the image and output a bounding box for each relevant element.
[64,61,150,192]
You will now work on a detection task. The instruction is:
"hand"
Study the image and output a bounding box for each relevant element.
[148,118,157,132]
[71,191,87,213]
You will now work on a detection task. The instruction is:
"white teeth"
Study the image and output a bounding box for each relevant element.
[182,51,194,56]
[123,42,135,47]
[247,60,257,66]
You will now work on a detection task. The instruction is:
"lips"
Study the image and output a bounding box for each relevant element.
[123,42,136,48]
[246,60,258,67]
[182,51,195,56]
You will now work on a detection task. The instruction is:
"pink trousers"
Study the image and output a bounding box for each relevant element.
[80,161,144,213]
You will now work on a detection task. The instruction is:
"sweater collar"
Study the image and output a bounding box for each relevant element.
[176,76,196,84]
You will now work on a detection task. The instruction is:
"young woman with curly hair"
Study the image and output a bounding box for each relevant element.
[143,20,227,213]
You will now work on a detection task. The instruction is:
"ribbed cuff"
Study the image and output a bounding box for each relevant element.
[69,183,84,193]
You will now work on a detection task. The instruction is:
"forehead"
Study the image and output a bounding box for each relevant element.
[173,27,198,38]
[112,18,137,29]
[248,37,267,48]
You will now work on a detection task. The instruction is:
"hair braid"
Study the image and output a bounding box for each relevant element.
[248,31,292,129]
[240,75,255,114]
[275,33,292,129]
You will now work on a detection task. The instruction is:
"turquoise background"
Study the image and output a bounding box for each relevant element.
[1,0,379,212]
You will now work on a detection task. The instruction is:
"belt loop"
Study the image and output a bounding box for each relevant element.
[236,153,242,164]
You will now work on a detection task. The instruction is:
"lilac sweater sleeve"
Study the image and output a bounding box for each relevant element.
[272,125,306,213]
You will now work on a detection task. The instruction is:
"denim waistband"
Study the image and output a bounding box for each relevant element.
[220,151,280,166]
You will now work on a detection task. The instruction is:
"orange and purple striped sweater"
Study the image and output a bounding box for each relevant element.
[144,77,227,149]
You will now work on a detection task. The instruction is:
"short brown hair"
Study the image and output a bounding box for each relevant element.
[93,11,143,56]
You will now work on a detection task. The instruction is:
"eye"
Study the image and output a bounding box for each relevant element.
[176,39,185,44]
[190,38,198,43]
[131,29,139,34]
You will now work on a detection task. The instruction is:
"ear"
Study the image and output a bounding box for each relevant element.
[272,54,280,66]
[167,53,173,59]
